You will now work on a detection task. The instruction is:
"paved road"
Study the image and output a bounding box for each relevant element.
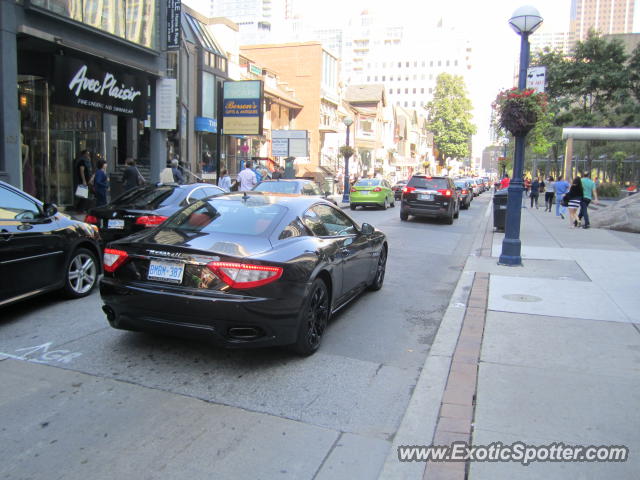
[0,194,492,480]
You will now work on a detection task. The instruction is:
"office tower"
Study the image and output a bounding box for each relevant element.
[570,0,635,41]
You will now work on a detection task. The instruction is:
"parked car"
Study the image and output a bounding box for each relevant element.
[463,177,480,196]
[454,179,474,209]
[400,175,459,224]
[349,178,395,210]
[100,193,387,355]
[85,183,225,244]
[392,181,408,200]
[0,181,101,307]
[252,179,337,205]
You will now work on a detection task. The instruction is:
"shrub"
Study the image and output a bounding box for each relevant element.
[597,182,620,198]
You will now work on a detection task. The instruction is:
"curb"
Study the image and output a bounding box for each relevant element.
[379,199,493,480]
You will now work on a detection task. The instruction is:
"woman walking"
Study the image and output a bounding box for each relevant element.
[94,159,109,207]
[530,177,540,209]
[566,177,584,228]
[545,176,555,212]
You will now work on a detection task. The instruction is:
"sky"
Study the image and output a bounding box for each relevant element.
[183,0,639,159]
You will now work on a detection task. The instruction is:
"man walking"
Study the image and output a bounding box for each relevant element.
[237,161,257,191]
[554,175,570,219]
[530,177,540,209]
[579,173,598,229]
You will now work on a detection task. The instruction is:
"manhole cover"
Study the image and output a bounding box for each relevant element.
[502,294,543,302]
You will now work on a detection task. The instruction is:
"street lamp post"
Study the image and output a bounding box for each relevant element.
[499,5,543,266]
[502,137,509,178]
[342,116,354,204]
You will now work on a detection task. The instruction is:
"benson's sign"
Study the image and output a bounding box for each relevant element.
[53,56,147,118]
[222,80,263,135]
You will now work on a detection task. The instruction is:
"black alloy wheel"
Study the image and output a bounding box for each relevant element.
[292,279,330,356]
[368,247,387,291]
[400,210,409,221]
[63,248,98,298]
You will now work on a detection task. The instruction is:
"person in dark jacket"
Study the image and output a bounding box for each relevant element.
[530,177,540,209]
[122,157,144,191]
[94,159,109,206]
[171,158,184,184]
[567,177,584,228]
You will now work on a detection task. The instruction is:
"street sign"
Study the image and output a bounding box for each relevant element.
[272,138,288,156]
[526,66,546,93]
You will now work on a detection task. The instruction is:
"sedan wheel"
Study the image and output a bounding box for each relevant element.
[63,248,98,298]
[381,198,388,210]
[350,204,357,210]
[368,247,387,291]
[400,210,409,221]
[292,279,330,356]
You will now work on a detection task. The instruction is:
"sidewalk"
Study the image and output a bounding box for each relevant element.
[382,196,640,479]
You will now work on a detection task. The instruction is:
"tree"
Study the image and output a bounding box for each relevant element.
[426,73,476,168]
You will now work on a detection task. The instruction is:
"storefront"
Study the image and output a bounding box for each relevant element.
[0,1,168,204]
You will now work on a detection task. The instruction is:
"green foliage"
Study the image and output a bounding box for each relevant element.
[597,182,621,198]
[339,145,354,159]
[426,73,476,166]
[494,88,548,136]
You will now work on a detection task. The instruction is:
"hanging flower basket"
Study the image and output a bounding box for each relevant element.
[494,88,547,137]
[340,145,354,159]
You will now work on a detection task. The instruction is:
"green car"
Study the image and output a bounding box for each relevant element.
[350,178,395,210]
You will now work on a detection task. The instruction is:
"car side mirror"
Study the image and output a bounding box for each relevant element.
[42,202,58,217]
[360,223,374,235]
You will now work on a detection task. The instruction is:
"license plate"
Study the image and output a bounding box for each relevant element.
[148,260,185,284]
[359,191,369,195]
[419,194,433,201]
[107,219,125,229]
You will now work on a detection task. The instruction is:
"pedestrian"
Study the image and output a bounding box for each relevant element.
[566,177,584,228]
[578,173,598,229]
[93,159,109,207]
[544,176,555,212]
[500,174,510,190]
[236,160,257,191]
[122,157,144,191]
[530,177,540,208]
[524,177,531,197]
[272,166,283,180]
[259,167,270,182]
[218,169,232,192]
[171,158,184,184]
[554,175,570,219]
[74,149,93,213]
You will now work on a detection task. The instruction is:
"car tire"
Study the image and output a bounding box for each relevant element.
[391,197,395,208]
[400,210,409,221]
[445,211,454,225]
[382,198,388,210]
[367,247,387,291]
[350,204,357,210]
[62,247,99,299]
[291,278,330,356]
[454,204,459,218]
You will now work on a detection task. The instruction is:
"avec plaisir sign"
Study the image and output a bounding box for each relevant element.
[53,56,147,118]
[222,80,263,135]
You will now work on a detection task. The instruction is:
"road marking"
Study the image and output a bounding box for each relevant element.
[0,343,83,365]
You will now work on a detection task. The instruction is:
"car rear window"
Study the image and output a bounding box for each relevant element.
[355,179,380,187]
[163,197,287,236]
[454,181,468,188]
[407,177,448,190]
[111,186,182,209]
[253,181,299,194]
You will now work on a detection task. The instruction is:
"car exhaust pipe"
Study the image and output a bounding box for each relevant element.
[228,327,262,340]
[102,305,116,323]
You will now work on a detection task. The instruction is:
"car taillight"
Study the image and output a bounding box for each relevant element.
[207,262,283,289]
[437,189,453,197]
[350,187,357,192]
[135,215,168,227]
[103,248,129,273]
[462,189,468,195]
[403,186,416,194]
[372,187,382,192]
[84,214,99,224]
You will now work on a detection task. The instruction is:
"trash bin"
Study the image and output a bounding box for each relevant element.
[493,189,509,231]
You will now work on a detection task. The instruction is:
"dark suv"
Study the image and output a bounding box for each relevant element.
[400,175,459,224]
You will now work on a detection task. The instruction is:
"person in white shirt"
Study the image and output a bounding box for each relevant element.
[236,161,257,191]
[218,169,232,192]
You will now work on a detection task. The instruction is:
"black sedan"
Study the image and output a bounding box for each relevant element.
[253,179,337,205]
[392,181,407,200]
[454,179,474,209]
[85,183,225,244]
[0,181,101,307]
[100,193,387,355]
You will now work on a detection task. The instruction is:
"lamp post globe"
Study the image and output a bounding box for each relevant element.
[342,116,354,204]
[499,5,543,267]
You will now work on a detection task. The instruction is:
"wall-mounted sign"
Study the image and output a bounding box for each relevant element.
[155,78,177,129]
[195,117,217,133]
[526,66,546,94]
[167,0,182,50]
[53,56,147,117]
[271,130,309,157]
[249,64,262,76]
[222,80,263,135]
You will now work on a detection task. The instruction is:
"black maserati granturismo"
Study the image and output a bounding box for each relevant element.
[100,192,387,355]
